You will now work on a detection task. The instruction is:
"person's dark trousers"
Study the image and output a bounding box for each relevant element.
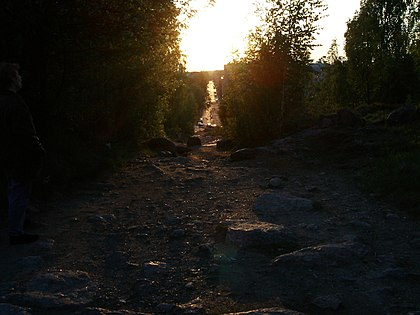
[7,178,32,236]
[1,175,8,221]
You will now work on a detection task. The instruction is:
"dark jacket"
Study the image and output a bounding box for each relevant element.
[0,89,44,180]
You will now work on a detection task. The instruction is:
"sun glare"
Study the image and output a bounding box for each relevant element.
[180,0,360,72]
[180,0,259,72]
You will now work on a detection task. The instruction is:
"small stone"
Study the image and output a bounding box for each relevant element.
[306,186,319,192]
[269,177,284,188]
[385,213,400,220]
[88,214,115,224]
[101,214,116,222]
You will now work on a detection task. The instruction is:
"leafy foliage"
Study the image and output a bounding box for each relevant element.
[165,69,209,139]
[308,40,354,115]
[344,0,419,105]
[0,0,202,183]
[220,0,326,146]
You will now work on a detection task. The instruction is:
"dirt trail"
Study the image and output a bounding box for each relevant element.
[0,128,419,315]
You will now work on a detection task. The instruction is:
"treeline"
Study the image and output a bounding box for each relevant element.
[220,0,420,146]
[315,0,419,113]
[0,0,207,183]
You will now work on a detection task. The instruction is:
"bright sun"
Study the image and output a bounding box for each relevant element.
[180,0,361,72]
[180,0,259,72]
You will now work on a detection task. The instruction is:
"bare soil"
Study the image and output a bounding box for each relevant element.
[1,125,419,315]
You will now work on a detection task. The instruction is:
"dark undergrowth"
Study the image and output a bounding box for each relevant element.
[359,124,420,216]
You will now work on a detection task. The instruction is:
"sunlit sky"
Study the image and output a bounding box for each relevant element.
[180,0,361,72]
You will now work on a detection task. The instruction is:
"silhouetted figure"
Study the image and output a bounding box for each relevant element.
[0,62,44,245]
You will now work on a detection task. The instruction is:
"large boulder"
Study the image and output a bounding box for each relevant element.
[187,136,202,147]
[147,138,177,154]
[175,144,192,156]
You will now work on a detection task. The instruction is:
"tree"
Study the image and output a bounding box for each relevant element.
[310,39,354,114]
[345,0,419,105]
[0,0,195,181]
[220,0,326,145]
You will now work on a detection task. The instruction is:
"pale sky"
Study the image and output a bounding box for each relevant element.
[180,0,361,72]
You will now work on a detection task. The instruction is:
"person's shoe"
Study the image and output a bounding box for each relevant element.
[9,233,39,245]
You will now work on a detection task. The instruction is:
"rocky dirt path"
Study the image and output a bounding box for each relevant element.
[0,128,419,315]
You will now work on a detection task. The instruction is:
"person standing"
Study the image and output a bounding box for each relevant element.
[0,62,44,245]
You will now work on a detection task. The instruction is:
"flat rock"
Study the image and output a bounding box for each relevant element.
[79,307,146,315]
[6,270,97,309]
[224,308,305,314]
[143,261,168,278]
[254,192,314,219]
[272,241,369,268]
[0,303,31,315]
[226,221,297,249]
